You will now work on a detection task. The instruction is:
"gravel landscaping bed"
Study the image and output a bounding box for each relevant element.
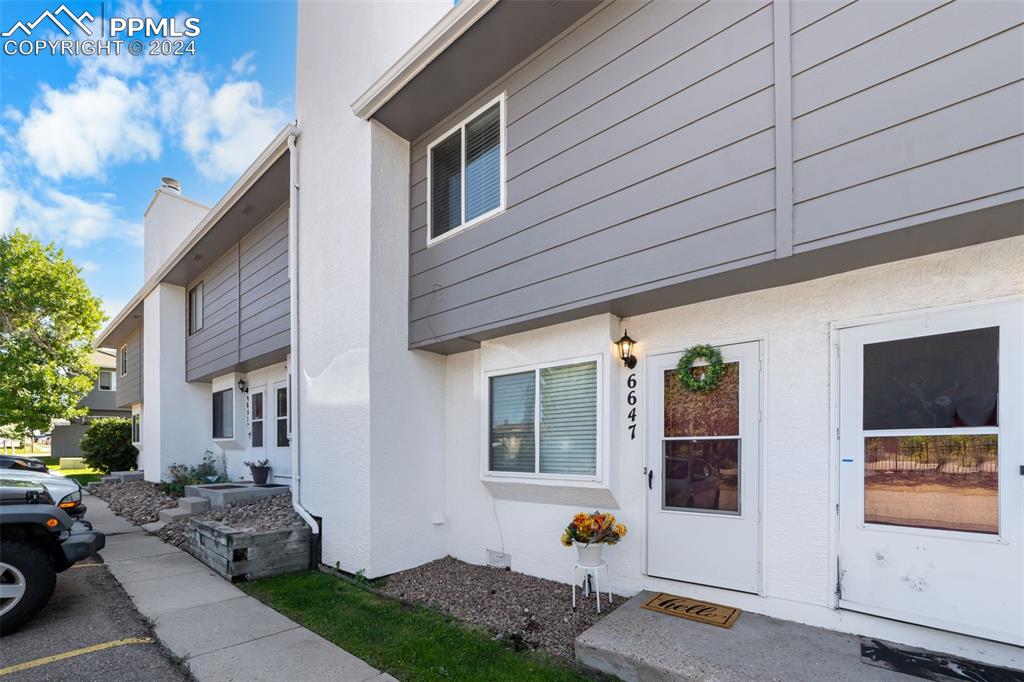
[88,480,178,524]
[157,492,306,547]
[380,556,620,659]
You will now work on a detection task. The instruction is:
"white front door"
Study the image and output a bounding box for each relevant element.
[647,341,761,592]
[838,300,1023,645]
[270,380,291,479]
[248,387,267,460]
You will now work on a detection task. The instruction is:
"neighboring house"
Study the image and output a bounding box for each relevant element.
[51,349,131,459]
[97,0,1024,668]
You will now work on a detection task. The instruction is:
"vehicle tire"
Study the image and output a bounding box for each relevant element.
[0,541,57,636]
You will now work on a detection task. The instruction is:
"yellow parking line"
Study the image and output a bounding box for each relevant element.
[69,563,103,569]
[0,637,153,676]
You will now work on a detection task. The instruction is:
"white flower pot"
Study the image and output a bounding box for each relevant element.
[576,542,604,567]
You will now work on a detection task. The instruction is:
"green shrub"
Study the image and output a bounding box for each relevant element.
[162,451,226,497]
[80,418,138,474]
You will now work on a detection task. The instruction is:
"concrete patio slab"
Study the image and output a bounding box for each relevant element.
[187,626,381,682]
[576,591,909,682]
[121,570,244,617]
[104,550,210,584]
[153,596,300,658]
[99,533,180,561]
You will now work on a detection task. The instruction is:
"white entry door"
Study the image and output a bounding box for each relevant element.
[248,387,267,459]
[838,300,1023,645]
[647,341,761,592]
[270,380,291,479]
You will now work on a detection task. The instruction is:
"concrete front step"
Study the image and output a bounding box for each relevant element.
[158,507,194,524]
[111,470,146,482]
[575,591,909,682]
[179,496,211,514]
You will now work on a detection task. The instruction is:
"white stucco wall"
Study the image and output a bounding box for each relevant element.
[141,283,214,481]
[295,0,451,575]
[143,189,207,280]
[442,236,1024,664]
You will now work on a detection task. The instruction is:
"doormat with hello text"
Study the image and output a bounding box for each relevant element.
[641,592,742,629]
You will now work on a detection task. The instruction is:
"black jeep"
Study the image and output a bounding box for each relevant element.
[0,479,106,635]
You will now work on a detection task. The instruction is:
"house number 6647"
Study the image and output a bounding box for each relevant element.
[626,373,637,440]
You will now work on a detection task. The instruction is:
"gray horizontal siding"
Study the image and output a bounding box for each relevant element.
[405,0,1024,349]
[115,330,142,408]
[789,0,1024,248]
[408,0,776,346]
[185,205,290,381]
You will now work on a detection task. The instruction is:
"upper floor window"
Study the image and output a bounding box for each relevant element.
[188,282,204,335]
[97,370,115,391]
[428,94,505,244]
[119,345,128,376]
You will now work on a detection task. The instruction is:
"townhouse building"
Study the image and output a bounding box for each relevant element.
[50,348,131,459]
[98,0,1024,668]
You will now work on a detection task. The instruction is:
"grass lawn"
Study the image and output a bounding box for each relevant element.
[63,471,103,485]
[242,571,600,682]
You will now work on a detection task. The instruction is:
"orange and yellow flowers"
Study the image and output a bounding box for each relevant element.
[560,510,627,547]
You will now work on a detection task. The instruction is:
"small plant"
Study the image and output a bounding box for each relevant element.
[163,451,225,497]
[243,458,269,467]
[80,418,138,473]
[245,458,271,484]
[560,510,627,547]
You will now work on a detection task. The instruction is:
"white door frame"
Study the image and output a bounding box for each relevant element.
[829,297,1023,644]
[642,337,766,595]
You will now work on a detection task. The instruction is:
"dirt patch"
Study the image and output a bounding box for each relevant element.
[379,556,619,659]
[89,480,178,524]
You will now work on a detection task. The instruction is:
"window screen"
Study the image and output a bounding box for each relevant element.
[212,389,233,439]
[430,132,462,238]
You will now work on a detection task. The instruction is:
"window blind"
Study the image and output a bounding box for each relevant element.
[464,103,501,222]
[430,131,462,238]
[489,371,535,473]
[539,361,597,475]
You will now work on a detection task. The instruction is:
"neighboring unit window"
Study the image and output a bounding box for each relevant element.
[251,391,264,448]
[212,388,233,439]
[98,370,115,391]
[488,360,598,477]
[131,413,141,443]
[188,282,204,335]
[428,96,504,242]
[276,387,289,447]
[119,345,127,376]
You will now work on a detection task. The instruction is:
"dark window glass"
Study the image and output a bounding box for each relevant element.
[663,439,739,513]
[98,370,113,391]
[251,393,264,448]
[212,389,233,439]
[430,132,462,238]
[119,346,127,376]
[489,372,535,473]
[132,413,140,443]
[464,103,501,222]
[276,387,288,447]
[863,327,998,429]
[188,283,204,335]
[277,419,288,448]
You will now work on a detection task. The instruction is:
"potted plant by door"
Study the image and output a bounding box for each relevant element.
[244,458,271,485]
[560,510,627,566]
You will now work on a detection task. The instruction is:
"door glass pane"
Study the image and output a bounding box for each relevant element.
[276,387,287,418]
[251,393,264,448]
[252,393,263,421]
[664,363,739,437]
[539,361,596,476]
[864,435,998,534]
[863,327,998,429]
[663,440,739,513]
[277,418,289,447]
[489,372,535,473]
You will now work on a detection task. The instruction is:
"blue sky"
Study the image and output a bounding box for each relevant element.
[0,0,296,322]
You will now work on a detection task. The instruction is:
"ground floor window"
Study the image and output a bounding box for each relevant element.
[131,412,141,443]
[212,389,233,439]
[276,386,288,447]
[487,358,599,477]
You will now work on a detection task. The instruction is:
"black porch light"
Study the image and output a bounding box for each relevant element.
[237,378,249,393]
[616,331,637,369]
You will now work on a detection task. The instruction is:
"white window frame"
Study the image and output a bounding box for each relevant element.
[97,369,116,391]
[119,345,128,376]
[426,92,507,247]
[481,354,604,483]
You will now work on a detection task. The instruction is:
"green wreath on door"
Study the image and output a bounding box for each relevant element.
[675,344,725,393]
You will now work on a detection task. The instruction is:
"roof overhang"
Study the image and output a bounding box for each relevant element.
[96,124,296,348]
[352,0,601,141]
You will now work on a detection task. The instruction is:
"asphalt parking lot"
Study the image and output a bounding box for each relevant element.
[0,557,190,681]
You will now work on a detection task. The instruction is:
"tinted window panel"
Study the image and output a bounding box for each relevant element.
[489,372,535,473]
[863,327,998,430]
[430,132,462,238]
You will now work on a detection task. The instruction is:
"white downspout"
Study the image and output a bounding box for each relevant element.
[287,125,319,540]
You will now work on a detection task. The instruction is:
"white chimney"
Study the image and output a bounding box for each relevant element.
[143,178,208,280]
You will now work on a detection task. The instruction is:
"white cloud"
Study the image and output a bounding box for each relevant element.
[19,76,161,180]
[80,260,100,273]
[2,187,142,247]
[231,51,256,76]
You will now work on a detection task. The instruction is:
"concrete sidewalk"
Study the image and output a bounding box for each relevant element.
[87,495,394,682]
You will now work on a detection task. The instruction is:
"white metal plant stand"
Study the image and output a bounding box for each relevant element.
[571,561,612,613]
